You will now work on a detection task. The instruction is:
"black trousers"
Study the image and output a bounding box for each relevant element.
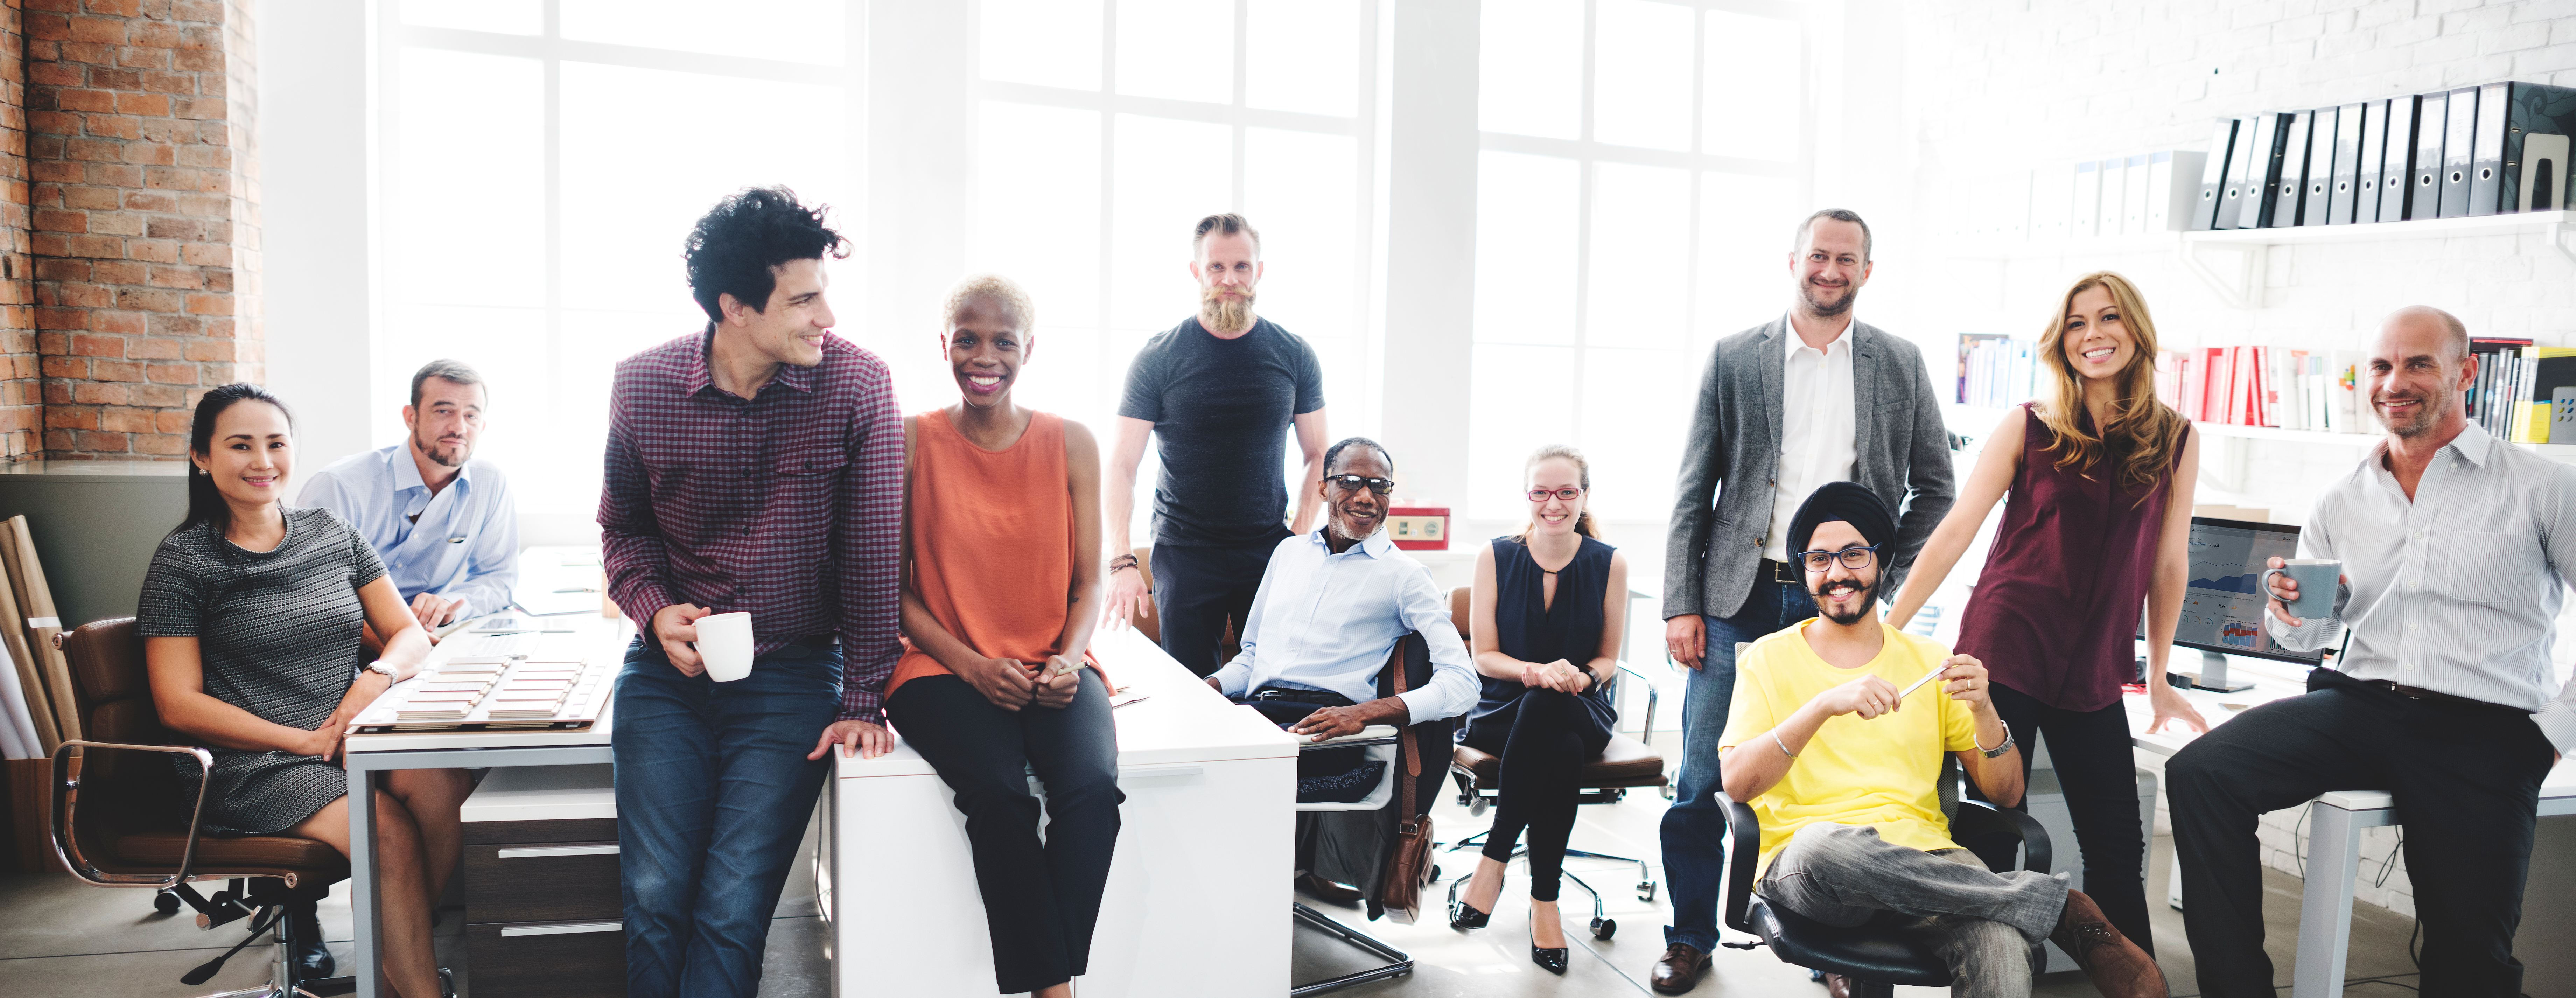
[2168,668,2556,998]
[884,672,1125,995]
[1150,536,1284,677]
[1459,688,1612,902]
[1966,681,2155,954]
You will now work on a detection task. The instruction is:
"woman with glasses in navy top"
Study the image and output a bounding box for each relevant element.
[1447,445,1628,975]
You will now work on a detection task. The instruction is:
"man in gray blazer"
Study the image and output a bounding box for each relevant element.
[1650,209,1958,994]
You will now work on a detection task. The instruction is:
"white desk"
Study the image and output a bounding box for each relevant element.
[2118,657,2576,998]
[343,547,629,998]
[825,627,1298,997]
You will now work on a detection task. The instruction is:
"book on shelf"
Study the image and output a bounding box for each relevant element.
[2156,346,2368,433]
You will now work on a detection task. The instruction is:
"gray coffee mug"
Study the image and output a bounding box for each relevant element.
[2261,559,2341,620]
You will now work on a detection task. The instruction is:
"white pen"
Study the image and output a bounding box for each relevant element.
[1898,664,1949,699]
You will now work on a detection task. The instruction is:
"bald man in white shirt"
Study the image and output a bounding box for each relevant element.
[2169,306,2574,998]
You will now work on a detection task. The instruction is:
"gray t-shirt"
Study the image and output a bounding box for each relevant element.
[1118,315,1325,547]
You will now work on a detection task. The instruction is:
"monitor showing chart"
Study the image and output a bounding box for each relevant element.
[2173,517,2323,663]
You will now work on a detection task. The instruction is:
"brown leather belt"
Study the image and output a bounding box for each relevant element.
[2361,679,2511,712]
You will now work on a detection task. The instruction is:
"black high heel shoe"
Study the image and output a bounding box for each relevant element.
[1447,873,1494,931]
[1530,924,1569,975]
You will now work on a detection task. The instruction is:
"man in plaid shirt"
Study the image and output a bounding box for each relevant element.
[600,188,902,998]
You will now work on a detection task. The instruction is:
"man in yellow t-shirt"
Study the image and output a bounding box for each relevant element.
[1714,482,2165,998]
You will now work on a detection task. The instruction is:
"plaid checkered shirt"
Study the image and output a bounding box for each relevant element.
[598,331,905,722]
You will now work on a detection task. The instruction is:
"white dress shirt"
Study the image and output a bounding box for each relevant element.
[2269,423,2576,753]
[298,444,520,619]
[1211,528,1479,723]
[1764,314,1860,560]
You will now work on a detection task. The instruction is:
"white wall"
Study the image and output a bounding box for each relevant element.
[257,0,379,489]
[1844,0,2576,918]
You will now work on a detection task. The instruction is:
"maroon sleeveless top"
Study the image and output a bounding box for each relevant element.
[1953,403,2188,712]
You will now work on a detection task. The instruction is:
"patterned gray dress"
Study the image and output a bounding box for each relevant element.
[138,507,387,835]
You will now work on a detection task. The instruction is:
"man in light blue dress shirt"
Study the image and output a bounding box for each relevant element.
[299,359,519,629]
[1205,437,1477,734]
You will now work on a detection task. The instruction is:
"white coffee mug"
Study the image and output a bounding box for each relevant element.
[695,612,755,682]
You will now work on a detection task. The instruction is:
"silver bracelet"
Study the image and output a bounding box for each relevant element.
[1772,729,1799,759]
[1975,723,2014,759]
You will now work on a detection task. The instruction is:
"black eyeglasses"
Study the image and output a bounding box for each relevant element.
[1526,487,1584,502]
[1327,474,1395,495]
[1797,545,1881,572]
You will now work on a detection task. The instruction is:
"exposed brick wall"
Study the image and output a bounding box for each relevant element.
[23,0,255,460]
[0,0,37,463]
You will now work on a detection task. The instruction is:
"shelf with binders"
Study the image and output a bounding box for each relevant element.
[2184,208,2576,250]
[1939,402,2576,466]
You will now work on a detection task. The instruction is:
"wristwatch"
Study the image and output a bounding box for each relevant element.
[362,660,397,679]
[1977,723,2016,759]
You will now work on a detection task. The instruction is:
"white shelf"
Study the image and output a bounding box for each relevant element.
[1939,403,2576,465]
[2182,209,2576,247]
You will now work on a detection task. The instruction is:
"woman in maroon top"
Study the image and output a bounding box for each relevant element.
[1886,270,2207,955]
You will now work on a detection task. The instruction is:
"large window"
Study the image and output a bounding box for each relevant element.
[973,0,1383,526]
[1469,0,1808,523]
[380,0,863,525]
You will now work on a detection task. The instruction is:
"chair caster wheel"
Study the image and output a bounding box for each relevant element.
[1659,784,1676,800]
[153,891,179,915]
[1430,865,1441,882]
[1592,917,1616,940]
[1637,881,1657,902]
[1468,797,1488,817]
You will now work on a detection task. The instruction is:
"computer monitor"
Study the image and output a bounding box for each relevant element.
[2163,516,2325,691]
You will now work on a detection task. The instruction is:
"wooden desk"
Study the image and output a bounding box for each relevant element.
[824,626,1298,996]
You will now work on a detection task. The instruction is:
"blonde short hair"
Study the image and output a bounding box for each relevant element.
[941,273,1035,333]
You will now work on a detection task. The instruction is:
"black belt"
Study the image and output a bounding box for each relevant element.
[2360,679,2517,713]
[1761,558,1805,586]
[1245,685,1356,707]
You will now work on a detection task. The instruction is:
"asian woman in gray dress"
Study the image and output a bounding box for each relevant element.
[139,384,469,998]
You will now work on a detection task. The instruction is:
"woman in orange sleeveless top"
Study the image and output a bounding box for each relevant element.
[884,275,1119,998]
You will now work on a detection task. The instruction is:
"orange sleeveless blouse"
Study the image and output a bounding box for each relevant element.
[888,409,1097,698]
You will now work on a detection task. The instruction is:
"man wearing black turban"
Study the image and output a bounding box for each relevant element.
[1691,481,2169,998]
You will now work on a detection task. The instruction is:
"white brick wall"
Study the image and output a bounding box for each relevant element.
[1853,0,2576,916]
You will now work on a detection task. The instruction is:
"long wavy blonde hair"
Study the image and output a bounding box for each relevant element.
[2033,271,2187,496]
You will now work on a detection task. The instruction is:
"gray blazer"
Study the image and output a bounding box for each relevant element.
[1662,315,1957,621]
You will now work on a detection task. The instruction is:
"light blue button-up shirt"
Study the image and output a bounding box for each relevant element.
[1211,528,1479,723]
[298,444,520,619]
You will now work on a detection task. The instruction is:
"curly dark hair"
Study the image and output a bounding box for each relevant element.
[684,187,849,332]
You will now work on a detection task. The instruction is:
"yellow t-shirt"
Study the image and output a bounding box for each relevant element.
[1717,619,1980,875]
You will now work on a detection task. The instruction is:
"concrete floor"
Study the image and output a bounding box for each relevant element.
[0,758,2430,998]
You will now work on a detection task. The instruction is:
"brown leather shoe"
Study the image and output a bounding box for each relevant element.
[1295,873,1365,906]
[1820,972,1854,998]
[2050,889,2169,998]
[1650,942,1711,994]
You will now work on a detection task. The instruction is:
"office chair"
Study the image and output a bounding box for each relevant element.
[1438,586,1667,940]
[1715,790,2052,998]
[1288,633,1451,996]
[50,617,355,998]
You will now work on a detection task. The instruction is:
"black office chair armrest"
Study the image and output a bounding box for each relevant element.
[50,739,218,888]
[1951,798,2052,874]
[1718,793,1764,936]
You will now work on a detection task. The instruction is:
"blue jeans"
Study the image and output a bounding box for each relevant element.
[613,635,842,998]
[1661,574,1813,952]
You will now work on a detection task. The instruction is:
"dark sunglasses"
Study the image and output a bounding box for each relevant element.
[1327,474,1395,495]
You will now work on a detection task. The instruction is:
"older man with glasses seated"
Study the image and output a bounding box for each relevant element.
[1204,436,1479,901]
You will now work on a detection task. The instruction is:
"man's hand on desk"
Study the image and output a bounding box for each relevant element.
[1288,698,1409,742]
[410,592,465,629]
[810,719,894,760]
[650,603,714,676]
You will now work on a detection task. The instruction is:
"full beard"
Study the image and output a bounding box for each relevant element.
[1199,285,1256,335]
[1809,577,1877,626]
[1798,278,1857,318]
[414,432,468,468]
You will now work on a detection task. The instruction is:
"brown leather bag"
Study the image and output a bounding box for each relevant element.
[1376,642,1436,924]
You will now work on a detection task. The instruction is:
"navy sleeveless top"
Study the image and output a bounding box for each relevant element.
[1467,534,1619,727]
